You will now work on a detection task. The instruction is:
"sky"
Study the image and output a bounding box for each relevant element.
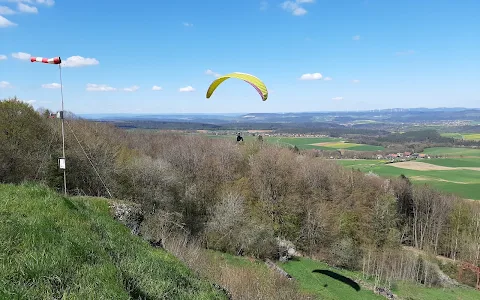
[1,0,479,114]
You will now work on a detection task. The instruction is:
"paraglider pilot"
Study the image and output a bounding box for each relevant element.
[236,132,244,142]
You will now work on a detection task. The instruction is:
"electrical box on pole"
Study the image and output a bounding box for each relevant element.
[58,157,66,170]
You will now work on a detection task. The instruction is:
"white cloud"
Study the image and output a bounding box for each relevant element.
[0,1,54,26]
[299,73,322,80]
[352,79,360,83]
[179,86,195,92]
[332,97,343,101]
[16,99,36,105]
[152,85,163,91]
[0,15,16,27]
[86,83,116,92]
[4,0,54,6]
[0,5,15,14]
[18,3,38,13]
[183,22,193,27]
[0,81,12,88]
[123,85,139,92]
[395,50,415,56]
[33,0,55,6]
[205,69,220,77]
[41,83,61,89]
[61,56,99,67]
[0,54,7,60]
[281,0,314,16]
[324,77,332,81]
[260,1,268,10]
[11,52,30,60]
[352,35,360,41]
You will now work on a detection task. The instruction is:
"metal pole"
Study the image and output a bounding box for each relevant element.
[59,64,67,196]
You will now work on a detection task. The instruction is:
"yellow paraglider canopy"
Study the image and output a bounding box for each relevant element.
[206,72,268,101]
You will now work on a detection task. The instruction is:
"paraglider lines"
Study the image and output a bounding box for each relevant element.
[65,120,113,198]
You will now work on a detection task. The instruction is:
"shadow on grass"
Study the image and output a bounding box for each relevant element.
[312,269,360,291]
[289,256,302,262]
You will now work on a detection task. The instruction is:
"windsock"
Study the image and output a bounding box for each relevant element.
[30,56,61,64]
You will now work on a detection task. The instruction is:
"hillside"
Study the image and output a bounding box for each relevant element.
[0,184,226,300]
[2,99,480,299]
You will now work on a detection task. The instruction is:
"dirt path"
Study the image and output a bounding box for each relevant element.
[389,161,453,170]
[402,246,456,264]
[389,161,480,171]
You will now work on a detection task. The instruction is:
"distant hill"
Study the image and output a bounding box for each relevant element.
[81,107,480,126]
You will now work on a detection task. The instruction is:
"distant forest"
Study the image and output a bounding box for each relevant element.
[103,119,480,151]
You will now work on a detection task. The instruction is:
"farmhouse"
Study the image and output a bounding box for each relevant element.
[386,153,399,160]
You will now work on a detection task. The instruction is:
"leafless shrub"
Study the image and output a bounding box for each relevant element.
[165,235,312,300]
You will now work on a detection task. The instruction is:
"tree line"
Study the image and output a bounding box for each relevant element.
[1,97,479,289]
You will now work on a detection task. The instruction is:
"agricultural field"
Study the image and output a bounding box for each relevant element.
[441,133,464,139]
[423,147,480,157]
[309,141,384,151]
[336,158,480,200]
[427,158,480,168]
[441,133,480,141]
[464,134,480,141]
[206,135,385,151]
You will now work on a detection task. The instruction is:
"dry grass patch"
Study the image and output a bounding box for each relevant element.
[164,237,312,300]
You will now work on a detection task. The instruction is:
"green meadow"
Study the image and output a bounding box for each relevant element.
[336,159,480,200]
[280,258,480,300]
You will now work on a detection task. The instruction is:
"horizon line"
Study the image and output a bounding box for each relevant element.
[78,106,480,116]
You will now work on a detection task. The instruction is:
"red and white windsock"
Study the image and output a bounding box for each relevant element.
[30,56,62,64]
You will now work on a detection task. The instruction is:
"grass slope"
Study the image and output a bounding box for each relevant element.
[0,184,225,300]
[281,258,479,300]
[336,159,480,200]
[280,258,384,300]
[393,282,480,300]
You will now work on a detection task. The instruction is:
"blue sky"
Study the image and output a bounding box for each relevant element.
[1,0,479,114]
